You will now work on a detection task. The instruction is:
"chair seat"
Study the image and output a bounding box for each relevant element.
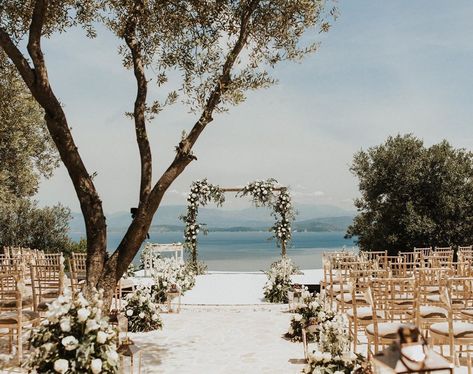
[430,322,473,338]
[407,306,448,318]
[461,309,473,318]
[426,294,464,304]
[0,310,40,325]
[326,284,351,293]
[0,296,33,309]
[336,292,364,303]
[120,278,135,290]
[346,306,382,320]
[366,322,404,339]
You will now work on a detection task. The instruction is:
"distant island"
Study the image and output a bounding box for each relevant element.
[70,204,355,234]
[146,216,354,233]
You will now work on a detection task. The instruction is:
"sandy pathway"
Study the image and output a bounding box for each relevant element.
[130,305,306,374]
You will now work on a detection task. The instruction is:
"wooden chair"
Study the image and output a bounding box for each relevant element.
[0,270,40,364]
[365,277,416,356]
[429,277,473,369]
[30,262,64,313]
[412,267,450,336]
[347,268,386,352]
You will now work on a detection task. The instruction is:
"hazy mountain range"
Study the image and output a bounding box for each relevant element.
[70,204,355,233]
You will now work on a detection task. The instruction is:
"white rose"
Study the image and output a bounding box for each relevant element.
[139,296,147,303]
[85,319,100,333]
[54,359,69,373]
[107,349,119,365]
[91,358,102,374]
[96,331,107,344]
[139,312,145,319]
[60,318,71,332]
[293,314,302,322]
[61,335,78,351]
[126,309,133,317]
[77,308,90,322]
[152,314,159,321]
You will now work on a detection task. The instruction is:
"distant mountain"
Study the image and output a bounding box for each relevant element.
[293,216,354,232]
[69,204,355,233]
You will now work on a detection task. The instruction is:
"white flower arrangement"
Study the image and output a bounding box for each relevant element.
[180,179,225,273]
[302,308,369,374]
[239,180,295,249]
[26,288,119,373]
[122,286,163,333]
[263,256,300,303]
[286,292,335,342]
[151,257,195,303]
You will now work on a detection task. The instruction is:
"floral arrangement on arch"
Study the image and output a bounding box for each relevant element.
[303,311,369,374]
[122,286,163,332]
[151,257,195,303]
[180,179,225,272]
[239,179,295,252]
[263,256,300,303]
[26,289,119,374]
[286,292,335,342]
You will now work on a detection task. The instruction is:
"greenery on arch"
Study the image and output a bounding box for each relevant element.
[180,179,225,272]
[181,178,295,272]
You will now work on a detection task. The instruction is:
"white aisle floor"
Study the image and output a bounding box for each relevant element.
[130,304,306,374]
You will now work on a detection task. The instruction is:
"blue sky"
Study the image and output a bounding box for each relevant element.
[37,1,473,213]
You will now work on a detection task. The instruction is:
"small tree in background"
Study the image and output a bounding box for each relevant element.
[346,134,473,254]
[0,0,336,304]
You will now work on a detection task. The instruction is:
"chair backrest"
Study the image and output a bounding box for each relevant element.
[369,277,416,325]
[0,271,23,314]
[414,247,432,260]
[458,246,473,263]
[30,263,64,312]
[399,251,420,264]
[69,253,87,293]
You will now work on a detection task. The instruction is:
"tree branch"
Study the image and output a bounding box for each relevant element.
[179,0,259,156]
[0,28,35,88]
[124,0,152,204]
[102,0,261,283]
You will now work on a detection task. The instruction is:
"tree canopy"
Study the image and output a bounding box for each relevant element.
[0,0,336,302]
[0,51,59,201]
[346,134,473,253]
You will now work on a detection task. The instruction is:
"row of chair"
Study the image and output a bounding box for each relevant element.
[321,249,473,371]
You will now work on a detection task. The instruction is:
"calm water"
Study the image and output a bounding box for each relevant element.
[70,231,357,271]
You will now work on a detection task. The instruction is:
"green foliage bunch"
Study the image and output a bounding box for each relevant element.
[347,134,473,253]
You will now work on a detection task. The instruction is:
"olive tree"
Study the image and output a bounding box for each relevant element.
[0,51,59,202]
[346,134,473,254]
[0,0,335,303]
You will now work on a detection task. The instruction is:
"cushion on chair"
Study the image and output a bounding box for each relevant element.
[326,284,351,293]
[336,292,364,303]
[429,322,473,338]
[407,306,448,318]
[346,306,382,320]
[365,322,404,339]
[0,310,40,324]
[461,309,473,318]
[120,278,135,290]
[426,295,463,304]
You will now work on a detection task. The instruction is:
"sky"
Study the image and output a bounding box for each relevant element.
[36,1,473,214]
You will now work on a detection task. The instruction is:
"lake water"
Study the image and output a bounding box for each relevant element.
[70,231,357,271]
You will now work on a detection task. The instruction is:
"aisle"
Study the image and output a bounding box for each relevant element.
[130,305,306,374]
[178,269,324,305]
